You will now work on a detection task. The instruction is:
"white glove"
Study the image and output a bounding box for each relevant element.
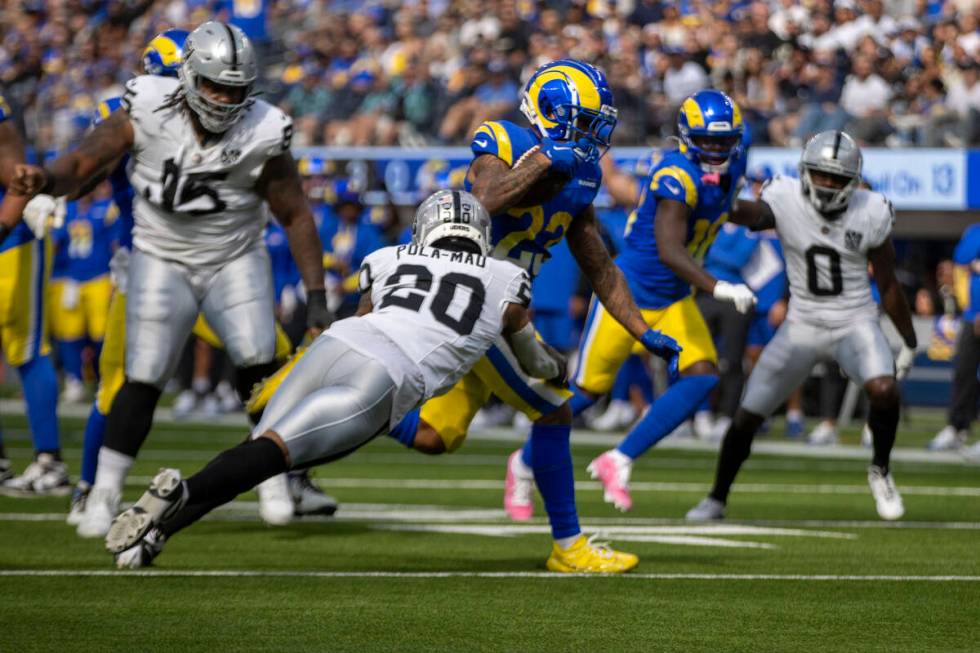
[61,279,80,310]
[279,285,298,323]
[109,247,131,293]
[22,194,66,238]
[895,344,916,381]
[713,281,757,314]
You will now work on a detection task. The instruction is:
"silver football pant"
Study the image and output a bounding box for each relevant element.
[125,246,276,387]
[741,317,895,417]
[252,335,395,468]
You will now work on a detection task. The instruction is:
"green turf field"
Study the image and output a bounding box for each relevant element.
[1,408,978,652]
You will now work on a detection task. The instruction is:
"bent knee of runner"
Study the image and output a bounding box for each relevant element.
[864,376,898,408]
[413,419,448,455]
[536,401,572,426]
[259,430,292,468]
[682,359,718,377]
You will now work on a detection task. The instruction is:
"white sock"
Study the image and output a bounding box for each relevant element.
[92,448,133,494]
[787,409,803,422]
[610,448,633,464]
[556,534,580,550]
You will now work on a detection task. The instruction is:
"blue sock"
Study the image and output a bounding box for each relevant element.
[525,389,594,467]
[625,356,655,404]
[17,356,61,454]
[526,423,579,540]
[610,364,632,402]
[387,407,420,448]
[57,339,85,382]
[617,374,718,459]
[81,406,107,485]
[569,387,595,416]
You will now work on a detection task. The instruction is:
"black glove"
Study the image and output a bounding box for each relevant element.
[306,289,332,332]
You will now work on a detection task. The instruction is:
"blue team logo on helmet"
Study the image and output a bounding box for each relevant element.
[677,89,744,174]
[519,59,618,162]
[142,28,189,77]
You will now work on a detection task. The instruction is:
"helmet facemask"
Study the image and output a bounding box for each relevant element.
[799,164,859,215]
[181,63,254,133]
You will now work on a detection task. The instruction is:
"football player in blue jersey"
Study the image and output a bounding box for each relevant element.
[384,59,681,572]
[48,186,117,403]
[570,89,758,512]
[0,96,68,494]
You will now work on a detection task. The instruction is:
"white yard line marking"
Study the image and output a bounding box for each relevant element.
[1,570,978,581]
[122,476,980,498]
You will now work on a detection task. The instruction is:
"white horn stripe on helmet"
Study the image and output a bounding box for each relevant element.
[180,21,257,133]
[799,130,862,214]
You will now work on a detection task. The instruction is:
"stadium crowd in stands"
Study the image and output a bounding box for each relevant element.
[2,0,978,151]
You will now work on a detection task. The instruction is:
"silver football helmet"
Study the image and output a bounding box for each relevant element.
[180,21,257,133]
[799,130,863,214]
[412,190,492,256]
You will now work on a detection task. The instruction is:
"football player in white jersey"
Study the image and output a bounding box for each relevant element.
[103,190,584,569]
[8,22,332,533]
[685,131,917,522]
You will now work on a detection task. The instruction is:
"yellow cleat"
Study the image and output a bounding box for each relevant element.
[546,534,639,574]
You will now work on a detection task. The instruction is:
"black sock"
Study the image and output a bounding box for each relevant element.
[235,361,281,426]
[710,418,759,503]
[868,402,899,472]
[104,381,162,457]
[160,499,223,538]
[184,437,287,509]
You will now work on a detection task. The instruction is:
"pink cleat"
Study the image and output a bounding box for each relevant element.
[504,449,535,521]
[586,449,634,512]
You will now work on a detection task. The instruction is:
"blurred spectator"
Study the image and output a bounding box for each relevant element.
[840,54,894,144]
[1,0,976,150]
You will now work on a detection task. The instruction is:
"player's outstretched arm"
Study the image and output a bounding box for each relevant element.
[502,302,567,384]
[259,150,331,334]
[467,152,551,215]
[567,205,649,340]
[870,237,917,350]
[729,197,776,231]
[8,110,133,199]
[0,121,29,237]
[655,198,721,294]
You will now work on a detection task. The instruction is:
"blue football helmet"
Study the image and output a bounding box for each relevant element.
[677,89,744,174]
[142,28,189,77]
[519,59,618,162]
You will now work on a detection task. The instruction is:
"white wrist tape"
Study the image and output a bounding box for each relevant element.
[510,322,559,379]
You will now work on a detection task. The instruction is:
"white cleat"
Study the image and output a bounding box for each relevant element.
[708,415,732,444]
[172,390,198,420]
[807,420,839,446]
[867,465,904,521]
[289,471,338,517]
[927,425,967,451]
[686,496,726,521]
[77,487,121,538]
[258,473,293,525]
[106,468,184,554]
[66,482,91,526]
[963,441,980,463]
[115,527,167,569]
[861,424,873,448]
[1,453,71,496]
[61,377,88,404]
[693,411,715,441]
[590,400,637,432]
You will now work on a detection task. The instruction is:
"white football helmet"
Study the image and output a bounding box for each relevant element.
[412,190,492,256]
